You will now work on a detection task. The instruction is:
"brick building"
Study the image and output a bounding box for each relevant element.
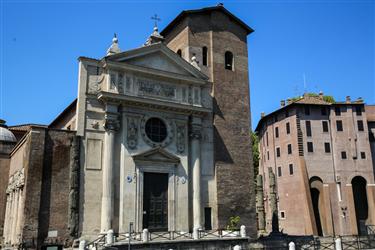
[255,93,375,236]
[1,5,255,249]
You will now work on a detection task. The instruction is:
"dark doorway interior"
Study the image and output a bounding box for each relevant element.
[204,207,212,230]
[143,172,169,231]
[352,176,368,235]
[311,188,323,236]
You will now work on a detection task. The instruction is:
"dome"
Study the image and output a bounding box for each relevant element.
[0,120,17,143]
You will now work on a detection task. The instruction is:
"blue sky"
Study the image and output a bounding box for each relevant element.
[1,0,374,129]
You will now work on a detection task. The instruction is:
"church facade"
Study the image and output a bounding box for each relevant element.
[0,5,255,249]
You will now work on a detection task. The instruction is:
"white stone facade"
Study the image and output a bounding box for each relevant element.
[76,43,217,239]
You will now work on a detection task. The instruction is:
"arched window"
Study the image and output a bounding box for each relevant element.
[202,46,208,66]
[177,49,182,57]
[225,51,233,70]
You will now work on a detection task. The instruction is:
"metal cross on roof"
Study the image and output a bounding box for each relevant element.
[151,14,161,27]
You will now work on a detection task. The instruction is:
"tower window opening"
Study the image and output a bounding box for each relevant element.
[225,51,233,70]
[202,46,208,66]
[177,49,182,57]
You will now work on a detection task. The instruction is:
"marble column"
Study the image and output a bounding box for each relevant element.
[190,117,202,230]
[101,111,120,232]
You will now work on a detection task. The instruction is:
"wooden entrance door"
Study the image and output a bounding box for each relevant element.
[143,172,168,231]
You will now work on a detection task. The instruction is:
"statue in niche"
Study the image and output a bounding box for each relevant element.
[127,117,138,149]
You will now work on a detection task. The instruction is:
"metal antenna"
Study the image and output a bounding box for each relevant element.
[151,14,161,28]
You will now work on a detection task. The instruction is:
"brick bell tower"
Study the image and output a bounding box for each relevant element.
[161,4,255,237]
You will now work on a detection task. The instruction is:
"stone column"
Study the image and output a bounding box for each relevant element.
[268,168,279,233]
[101,111,120,232]
[190,117,202,230]
[11,190,19,244]
[256,175,266,232]
[3,194,10,243]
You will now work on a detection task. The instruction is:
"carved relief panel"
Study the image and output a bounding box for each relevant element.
[127,116,139,149]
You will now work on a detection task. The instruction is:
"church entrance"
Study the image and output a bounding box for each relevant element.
[143,172,168,231]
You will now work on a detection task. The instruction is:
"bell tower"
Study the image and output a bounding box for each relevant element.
[161,5,255,237]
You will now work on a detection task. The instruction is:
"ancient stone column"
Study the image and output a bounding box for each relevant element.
[16,188,24,243]
[3,193,10,243]
[190,117,202,230]
[11,190,19,244]
[101,112,119,232]
[268,167,279,233]
[256,175,266,232]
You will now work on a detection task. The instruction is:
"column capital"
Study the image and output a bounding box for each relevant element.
[104,113,120,132]
[189,116,202,140]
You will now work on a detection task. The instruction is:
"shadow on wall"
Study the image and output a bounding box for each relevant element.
[213,126,234,164]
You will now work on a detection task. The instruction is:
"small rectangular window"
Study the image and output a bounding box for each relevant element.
[305,106,310,115]
[357,120,364,131]
[322,121,329,132]
[266,132,269,146]
[277,166,282,177]
[287,144,292,154]
[306,121,312,137]
[202,46,208,66]
[276,147,281,157]
[267,151,270,160]
[356,106,362,116]
[336,120,343,131]
[335,107,341,116]
[307,142,314,152]
[275,127,279,138]
[341,151,347,159]
[321,107,327,116]
[324,142,331,153]
[289,164,294,175]
[361,152,366,159]
[286,122,290,134]
[280,211,286,219]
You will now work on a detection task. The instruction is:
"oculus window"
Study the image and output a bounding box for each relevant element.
[145,118,167,143]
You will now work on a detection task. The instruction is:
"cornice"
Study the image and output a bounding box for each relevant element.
[97,91,211,116]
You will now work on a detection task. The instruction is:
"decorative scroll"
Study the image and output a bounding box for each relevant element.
[127,117,138,149]
[104,113,120,132]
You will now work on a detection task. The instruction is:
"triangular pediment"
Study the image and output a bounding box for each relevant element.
[106,43,208,81]
[132,147,180,163]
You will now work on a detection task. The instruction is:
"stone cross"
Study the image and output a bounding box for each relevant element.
[151,14,161,27]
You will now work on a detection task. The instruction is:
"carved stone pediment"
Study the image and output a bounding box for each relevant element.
[132,147,180,164]
[106,43,208,81]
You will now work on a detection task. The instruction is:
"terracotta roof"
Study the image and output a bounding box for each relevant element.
[9,124,47,131]
[49,99,77,128]
[160,5,254,37]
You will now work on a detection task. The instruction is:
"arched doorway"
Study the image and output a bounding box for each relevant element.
[310,177,325,236]
[352,176,368,235]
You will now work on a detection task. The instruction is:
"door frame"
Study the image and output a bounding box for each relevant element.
[135,163,176,232]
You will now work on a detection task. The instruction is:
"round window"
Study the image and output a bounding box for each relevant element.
[145,118,167,143]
